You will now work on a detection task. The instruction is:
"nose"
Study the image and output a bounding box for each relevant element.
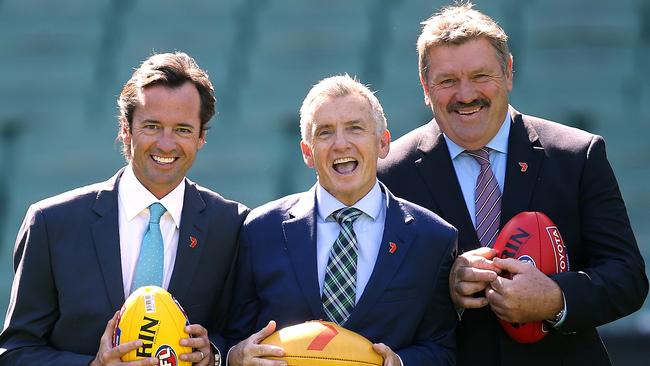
[156,129,177,152]
[455,79,478,104]
[332,129,350,150]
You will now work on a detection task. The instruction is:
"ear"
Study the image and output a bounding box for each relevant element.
[420,74,431,107]
[378,129,391,159]
[505,55,514,92]
[120,122,131,146]
[300,140,314,168]
[198,131,207,150]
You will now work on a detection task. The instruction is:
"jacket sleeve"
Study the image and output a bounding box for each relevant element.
[551,136,648,332]
[0,206,94,366]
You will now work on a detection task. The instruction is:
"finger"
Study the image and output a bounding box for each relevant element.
[250,343,285,358]
[464,247,498,259]
[372,343,390,357]
[455,279,491,297]
[185,323,208,337]
[251,320,278,344]
[456,294,489,309]
[488,275,509,293]
[179,335,208,349]
[457,266,498,283]
[493,257,534,273]
[180,349,209,364]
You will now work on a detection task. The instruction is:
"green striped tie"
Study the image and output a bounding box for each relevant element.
[322,207,363,325]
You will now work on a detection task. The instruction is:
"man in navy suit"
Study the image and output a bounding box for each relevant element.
[0,52,248,366]
[377,3,648,366]
[226,75,458,366]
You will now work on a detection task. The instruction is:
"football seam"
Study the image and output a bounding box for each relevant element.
[278,355,381,365]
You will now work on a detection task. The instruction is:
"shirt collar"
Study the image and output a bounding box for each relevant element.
[316,179,384,222]
[118,164,185,228]
[443,112,511,159]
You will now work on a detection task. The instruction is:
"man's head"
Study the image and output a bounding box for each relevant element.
[118,52,214,198]
[299,75,391,206]
[417,2,513,150]
[118,52,215,160]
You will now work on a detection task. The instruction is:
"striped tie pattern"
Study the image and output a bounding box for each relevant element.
[467,148,501,247]
[131,203,166,292]
[322,207,363,325]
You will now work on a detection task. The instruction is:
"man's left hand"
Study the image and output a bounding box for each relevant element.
[372,343,401,366]
[180,324,214,366]
[487,257,563,323]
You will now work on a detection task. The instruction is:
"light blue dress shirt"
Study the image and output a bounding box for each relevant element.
[443,114,510,226]
[315,180,387,303]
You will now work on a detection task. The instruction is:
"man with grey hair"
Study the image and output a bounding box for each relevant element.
[225,74,458,366]
[378,3,647,366]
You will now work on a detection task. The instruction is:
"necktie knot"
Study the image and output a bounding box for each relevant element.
[148,203,166,224]
[331,207,363,226]
[466,148,491,166]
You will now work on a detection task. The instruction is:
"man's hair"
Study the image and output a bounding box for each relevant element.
[117,51,215,161]
[299,74,387,143]
[417,2,510,83]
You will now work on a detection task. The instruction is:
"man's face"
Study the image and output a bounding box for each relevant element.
[422,37,513,150]
[121,82,205,198]
[300,94,390,206]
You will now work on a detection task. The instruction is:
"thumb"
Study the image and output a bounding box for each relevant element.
[466,247,497,260]
[493,257,532,274]
[252,320,277,343]
[372,343,389,357]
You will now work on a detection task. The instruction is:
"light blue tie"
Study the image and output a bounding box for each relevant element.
[131,203,166,293]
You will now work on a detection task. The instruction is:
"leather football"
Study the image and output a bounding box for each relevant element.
[113,286,191,365]
[261,320,383,365]
[492,211,569,343]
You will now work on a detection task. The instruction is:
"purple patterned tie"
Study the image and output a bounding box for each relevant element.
[467,148,501,247]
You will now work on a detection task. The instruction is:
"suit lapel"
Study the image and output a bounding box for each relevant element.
[415,121,478,252]
[346,186,414,329]
[92,169,126,310]
[501,108,544,224]
[168,179,208,304]
[282,187,326,320]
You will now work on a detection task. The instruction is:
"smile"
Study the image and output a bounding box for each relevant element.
[332,157,358,174]
[457,106,482,115]
[151,155,176,164]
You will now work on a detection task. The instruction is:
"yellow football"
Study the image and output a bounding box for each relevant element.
[261,321,383,366]
[113,286,191,365]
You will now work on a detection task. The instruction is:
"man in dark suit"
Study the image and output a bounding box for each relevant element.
[0,52,248,366]
[377,3,648,366]
[225,75,458,366]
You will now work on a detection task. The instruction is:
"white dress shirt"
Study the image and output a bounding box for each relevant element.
[315,180,387,303]
[118,164,185,297]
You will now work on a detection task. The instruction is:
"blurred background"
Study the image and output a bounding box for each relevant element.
[0,0,648,363]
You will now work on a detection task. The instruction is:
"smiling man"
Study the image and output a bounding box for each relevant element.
[0,52,248,366]
[225,75,458,366]
[378,3,647,366]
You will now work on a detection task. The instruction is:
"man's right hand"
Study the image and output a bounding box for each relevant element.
[229,321,286,366]
[90,311,158,366]
[449,247,499,309]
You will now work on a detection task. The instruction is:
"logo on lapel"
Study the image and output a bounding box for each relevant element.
[189,236,198,248]
[389,242,397,254]
[518,162,528,172]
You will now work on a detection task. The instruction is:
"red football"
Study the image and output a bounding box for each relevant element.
[492,211,569,343]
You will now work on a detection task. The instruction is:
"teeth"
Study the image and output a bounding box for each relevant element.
[333,157,356,164]
[458,107,481,115]
[152,155,175,164]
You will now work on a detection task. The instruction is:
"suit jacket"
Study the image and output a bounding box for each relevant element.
[0,168,249,366]
[377,107,648,366]
[225,183,458,365]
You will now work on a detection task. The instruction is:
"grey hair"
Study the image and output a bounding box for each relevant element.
[299,74,387,143]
